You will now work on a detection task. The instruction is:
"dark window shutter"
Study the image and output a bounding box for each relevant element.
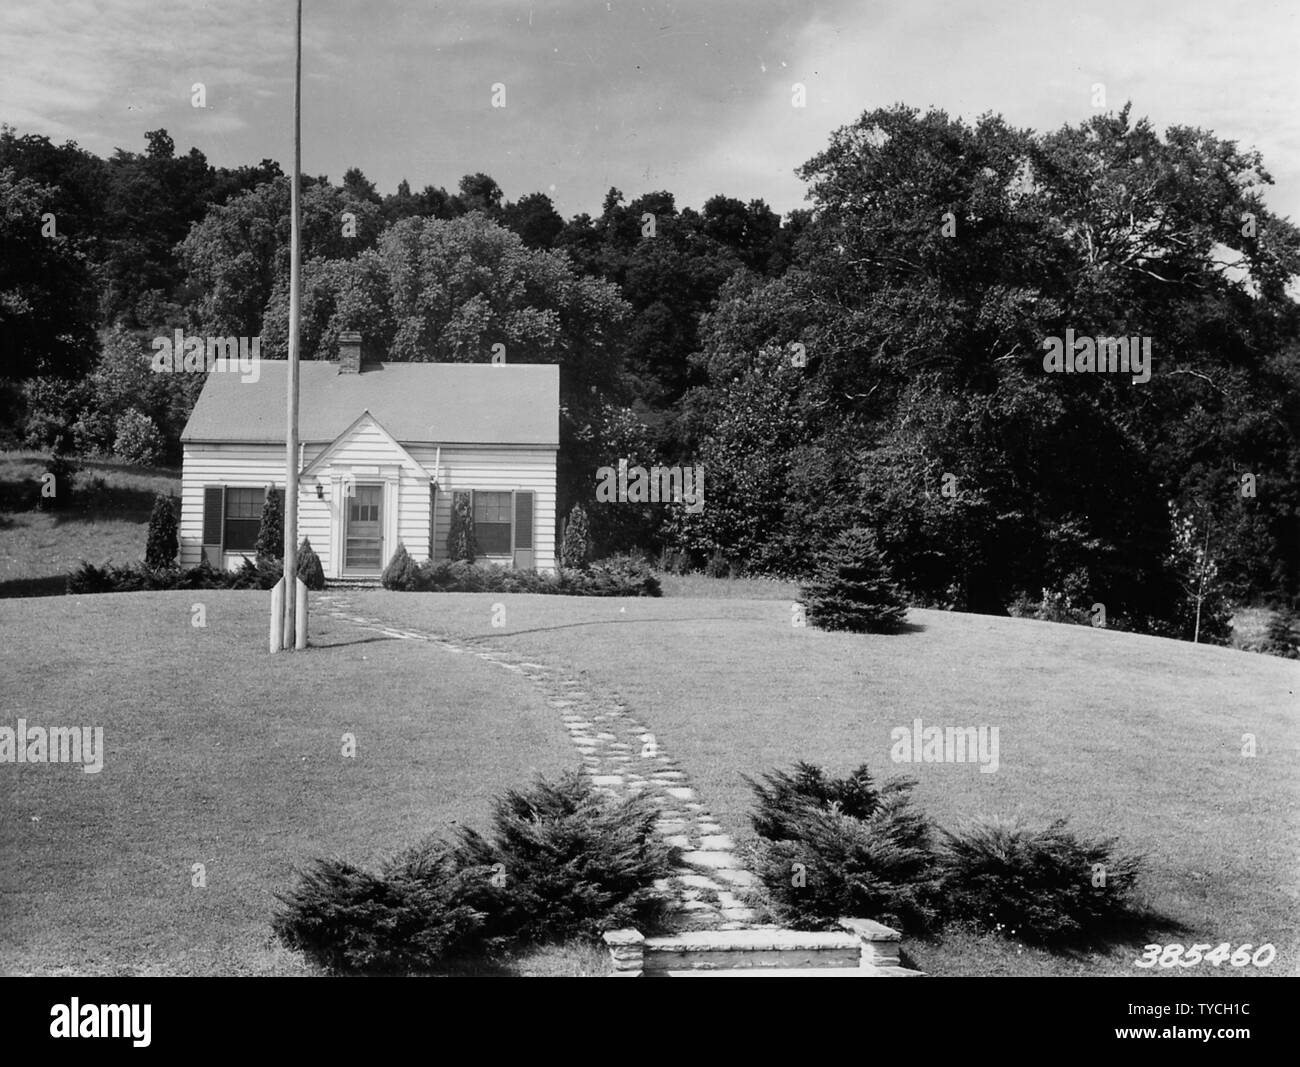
[429,483,438,560]
[514,490,533,550]
[202,487,224,546]
[202,486,225,564]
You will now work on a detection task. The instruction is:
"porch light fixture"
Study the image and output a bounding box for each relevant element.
[316,483,324,500]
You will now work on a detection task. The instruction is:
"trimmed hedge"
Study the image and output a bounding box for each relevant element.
[271,773,675,974]
[67,540,325,594]
[381,554,661,597]
[575,555,661,597]
[938,816,1145,945]
[67,557,280,593]
[749,760,881,841]
[271,844,491,975]
[748,763,941,933]
[746,760,1147,946]
[67,549,661,597]
[453,772,675,945]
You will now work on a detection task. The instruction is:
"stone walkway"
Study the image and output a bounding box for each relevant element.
[316,591,772,932]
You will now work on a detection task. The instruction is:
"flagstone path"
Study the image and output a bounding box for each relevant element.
[316,591,773,932]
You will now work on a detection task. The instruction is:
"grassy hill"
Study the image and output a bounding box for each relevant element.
[357,591,1300,977]
[2,452,1296,976]
[2,588,1294,976]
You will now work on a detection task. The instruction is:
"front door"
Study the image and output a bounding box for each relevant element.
[345,484,383,572]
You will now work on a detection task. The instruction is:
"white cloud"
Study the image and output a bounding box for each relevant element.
[1,0,1294,222]
[0,0,289,154]
[691,0,1300,219]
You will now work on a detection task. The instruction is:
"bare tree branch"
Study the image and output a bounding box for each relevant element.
[1167,367,1226,393]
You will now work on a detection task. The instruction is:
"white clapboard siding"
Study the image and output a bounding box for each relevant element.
[181,438,557,574]
[297,471,332,572]
[407,445,557,570]
[180,444,326,569]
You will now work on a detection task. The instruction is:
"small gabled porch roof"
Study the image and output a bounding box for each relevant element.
[299,410,434,482]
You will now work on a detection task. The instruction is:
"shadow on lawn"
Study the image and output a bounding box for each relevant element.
[308,632,402,649]
[0,575,67,599]
[0,478,36,513]
[50,485,159,523]
[297,957,516,977]
[905,906,1191,966]
[293,952,609,977]
[1049,907,1193,963]
[0,474,162,523]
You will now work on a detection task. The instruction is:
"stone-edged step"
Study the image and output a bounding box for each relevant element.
[662,967,918,977]
[644,930,860,972]
[603,919,926,977]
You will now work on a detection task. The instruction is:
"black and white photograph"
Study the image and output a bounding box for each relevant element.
[0,0,1295,1041]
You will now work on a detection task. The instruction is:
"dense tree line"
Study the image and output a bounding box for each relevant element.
[1,107,1297,636]
[670,105,1300,636]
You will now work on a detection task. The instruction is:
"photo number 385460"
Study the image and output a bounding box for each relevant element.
[1134,943,1275,969]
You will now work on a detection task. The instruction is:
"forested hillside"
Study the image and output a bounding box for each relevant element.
[3,102,1298,640]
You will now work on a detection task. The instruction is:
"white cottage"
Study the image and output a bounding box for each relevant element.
[178,333,558,578]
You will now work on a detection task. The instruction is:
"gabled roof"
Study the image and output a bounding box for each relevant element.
[299,410,428,478]
[180,361,559,446]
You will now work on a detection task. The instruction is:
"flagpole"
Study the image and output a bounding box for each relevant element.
[282,0,303,649]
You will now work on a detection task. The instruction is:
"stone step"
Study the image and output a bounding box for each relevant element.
[660,966,923,977]
[667,913,726,933]
[604,919,922,977]
[642,930,861,972]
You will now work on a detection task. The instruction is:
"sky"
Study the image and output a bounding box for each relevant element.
[2,0,1297,222]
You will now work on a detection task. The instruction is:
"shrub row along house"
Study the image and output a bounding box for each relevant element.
[178,333,559,577]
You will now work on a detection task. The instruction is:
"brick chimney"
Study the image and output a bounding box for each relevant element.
[337,331,362,374]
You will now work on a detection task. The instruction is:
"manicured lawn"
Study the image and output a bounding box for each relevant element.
[353,590,1300,977]
[0,591,580,976]
[658,572,801,600]
[1,448,1294,977]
